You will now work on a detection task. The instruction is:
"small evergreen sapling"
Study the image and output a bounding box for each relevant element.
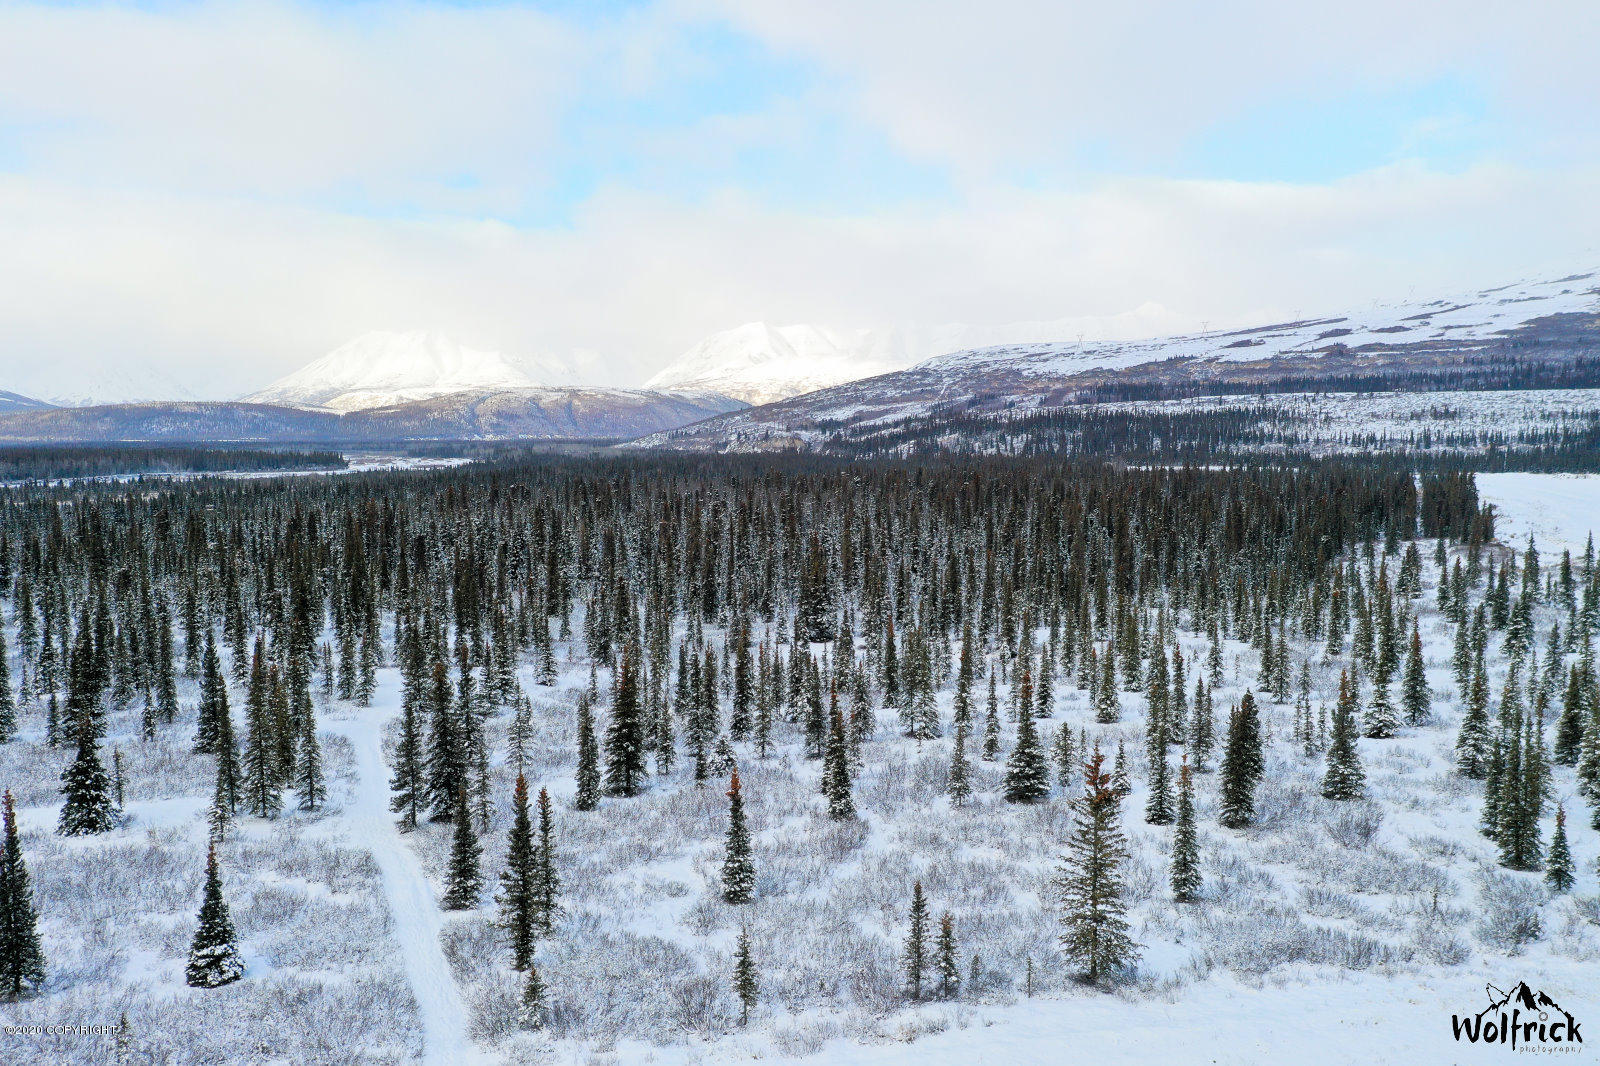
[722,769,756,904]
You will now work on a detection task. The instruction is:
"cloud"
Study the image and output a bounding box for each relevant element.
[0,1,1596,402]
[2,160,1595,401]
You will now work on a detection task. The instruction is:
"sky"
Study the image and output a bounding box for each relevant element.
[0,0,1598,402]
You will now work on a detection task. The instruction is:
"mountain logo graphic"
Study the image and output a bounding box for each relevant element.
[1451,981,1582,1048]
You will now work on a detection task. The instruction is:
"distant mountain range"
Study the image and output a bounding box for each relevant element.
[0,390,52,415]
[0,389,743,444]
[632,271,1600,453]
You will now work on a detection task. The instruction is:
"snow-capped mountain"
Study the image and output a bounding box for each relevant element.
[246,331,573,413]
[646,306,1196,405]
[633,270,1600,453]
[644,323,914,405]
[0,389,51,414]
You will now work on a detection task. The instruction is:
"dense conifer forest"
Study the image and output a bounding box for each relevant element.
[0,451,1594,1060]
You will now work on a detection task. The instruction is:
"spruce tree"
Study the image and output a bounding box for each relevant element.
[733,925,758,1026]
[1217,699,1259,830]
[574,694,600,811]
[498,774,538,971]
[194,633,228,755]
[0,792,45,999]
[722,769,756,903]
[604,647,647,797]
[185,844,245,988]
[1144,740,1173,825]
[57,715,115,836]
[533,787,559,936]
[1322,670,1366,800]
[981,672,1001,760]
[1055,747,1138,983]
[442,791,483,910]
[1545,805,1574,893]
[296,714,325,811]
[904,880,928,1001]
[1401,620,1430,726]
[1455,657,1493,778]
[1170,757,1201,903]
[936,912,960,999]
[821,699,856,820]
[389,690,424,830]
[1003,699,1049,804]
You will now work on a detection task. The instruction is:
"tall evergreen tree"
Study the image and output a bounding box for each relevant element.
[0,792,45,1000]
[604,647,647,797]
[1170,757,1201,903]
[1322,670,1366,800]
[936,912,960,999]
[1003,699,1050,804]
[57,715,116,836]
[575,693,601,811]
[1401,620,1431,726]
[1545,805,1574,893]
[185,844,245,988]
[442,791,483,909]
[1055,747,1138,983]
[904,880,928,1001]
[821,698,856,821]
[497,774,538,970]
[722,769,756,903]
[733,925,758,1026]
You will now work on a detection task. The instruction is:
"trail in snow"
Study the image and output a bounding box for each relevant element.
[328,712,492,1065]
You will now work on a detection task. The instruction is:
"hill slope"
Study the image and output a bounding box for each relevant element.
[633,271,1600,453]
[246,331,574,412]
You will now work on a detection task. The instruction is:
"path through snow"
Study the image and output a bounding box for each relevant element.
[327,712,493,1065]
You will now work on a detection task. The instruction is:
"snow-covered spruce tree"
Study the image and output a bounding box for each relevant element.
[0,792,46,1000]
[1363,662,1400,739]
[442,791,483,910]
[185,844,245,989]
[241,644,282,820]
[1052,723,1076,789]
[574,693,600,811]
[733,926,758,1026]
[1144,735,1173,825]
[1003,699,1050,804]
[57,715,116,836]
[1170,757,1201,903]
[1455,656,1493,777]
[904,880,928,1001]
[1545,805,1574,893]
[1190,677,1214,771]
[425,660,463,821]
[0,631,16,744]
[947,718,973,806]
[194,632,228,755]
[497,774,538,970]
[1055,747,1138,984]
[1217,695,1262,830]
[722,769,755,904]
[1401,620,1431,726]
[1554,663,1588,766]
[389,683,424,830]
[1322,670,1366,801]
[604,645,647,798]
[936,912,960,999]
[1111,739,1132,800]
[533,787,559,936]
[821,699,856,820]
[981,672,1001,761]
[295,711,325,812]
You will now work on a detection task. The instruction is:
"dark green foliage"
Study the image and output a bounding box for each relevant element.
[0,792,45,1000]
[443,791,483,910]
[185,845,244,988]
[57,716,115,836]
[1322,670,1366,800]
[1218,693,1262,830]
[1056,748,1138,984]
[498,774,539,971]
[904,880,928,1001]
[1003,699,1049,804]
[1170,758,1200,903]
[575,694,601,811]
[936,912,960,999]
[604,646,647,798]
[733,926,758,1026]
[1545,805,1574,893]
[722,769,756,903]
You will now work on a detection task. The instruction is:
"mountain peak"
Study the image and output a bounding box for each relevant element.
[245,331,573,413]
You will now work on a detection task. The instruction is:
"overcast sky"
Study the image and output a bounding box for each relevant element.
[1,0,1597,401]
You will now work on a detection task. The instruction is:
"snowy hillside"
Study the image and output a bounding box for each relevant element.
[246,331,574,413]
[634,270,1600,453]
[646,306,1199,405]
[0,390,51,414]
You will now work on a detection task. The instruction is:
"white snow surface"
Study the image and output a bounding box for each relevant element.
[246,331,574,412]
[922,270,1600,379]
[1477,472,1600,561]
[327,708,490,1065]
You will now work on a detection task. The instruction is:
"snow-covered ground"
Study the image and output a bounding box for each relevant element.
[1478,472,1600,561]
